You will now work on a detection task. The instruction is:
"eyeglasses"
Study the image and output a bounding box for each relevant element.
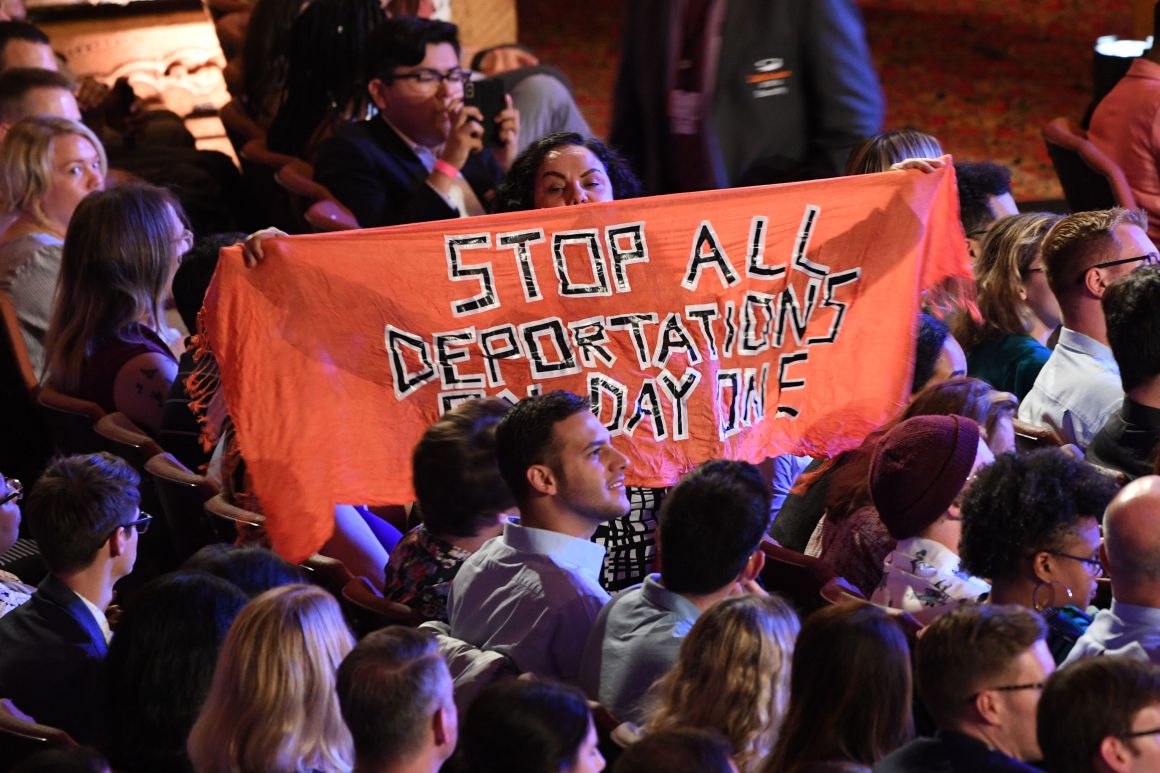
[1076,253,1160,283]
[103,511,153,543]
[1048,550,1104,577]
[1119,726,1160,740]
[0,477,21,506]
[389,67,471,94]
[968,682,1046,701]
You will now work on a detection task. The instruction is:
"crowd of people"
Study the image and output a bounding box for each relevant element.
[2,0,1160,771]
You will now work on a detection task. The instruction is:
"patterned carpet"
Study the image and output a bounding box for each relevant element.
[519,0,1138,201]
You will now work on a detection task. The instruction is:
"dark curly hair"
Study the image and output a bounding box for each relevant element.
[959,449,1120,581]
[495,131,642,212]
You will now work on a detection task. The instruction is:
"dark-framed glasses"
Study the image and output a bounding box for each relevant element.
[968,682,1046,701]
[1119,727,1160,740]
[389,67,471,93]
[1048,550,1104,577]
[1076,253,1160,283]
[0,477,21,506]
[104,512,153,543]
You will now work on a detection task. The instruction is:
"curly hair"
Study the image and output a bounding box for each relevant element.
[494,131,642,212]
[959,448,1121,581]
[646,594,799,773]
[955,161,1013,237]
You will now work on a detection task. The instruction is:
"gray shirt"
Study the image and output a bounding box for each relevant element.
[578,573,701,724]
[0,232,63,376]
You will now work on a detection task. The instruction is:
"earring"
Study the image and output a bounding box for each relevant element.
[1032,580,1058,613]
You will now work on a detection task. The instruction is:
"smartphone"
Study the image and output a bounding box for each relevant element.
[464,78,506,146]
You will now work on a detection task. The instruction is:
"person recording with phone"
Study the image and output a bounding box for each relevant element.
[314,15,520,228]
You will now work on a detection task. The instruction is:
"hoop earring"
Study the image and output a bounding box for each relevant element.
[1032,580,1057,613]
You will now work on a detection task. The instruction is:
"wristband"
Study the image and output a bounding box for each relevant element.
[432,159,458,179]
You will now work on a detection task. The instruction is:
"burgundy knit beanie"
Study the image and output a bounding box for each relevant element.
[870,414,982,540]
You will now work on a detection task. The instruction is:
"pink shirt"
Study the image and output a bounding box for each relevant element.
[1090,58,1160,243]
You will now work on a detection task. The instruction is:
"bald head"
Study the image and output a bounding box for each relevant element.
[1104,475,1160,603]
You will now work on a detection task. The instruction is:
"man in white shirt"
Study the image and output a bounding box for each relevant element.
[1018,208,1158,447]
[0,453,143,744]
[448,390,628,683]
[1065,476,1160,666]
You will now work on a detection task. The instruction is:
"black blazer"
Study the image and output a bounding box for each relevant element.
[314,118,504,229]
[0,574,108,744]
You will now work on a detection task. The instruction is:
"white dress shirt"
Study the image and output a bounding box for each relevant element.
[1063,599,1160,666]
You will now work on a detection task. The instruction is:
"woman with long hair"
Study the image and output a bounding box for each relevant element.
[0,115,105,373]
[953,212,1063,400]
[495,131,641,212]
[645,594,799,773]
[765,603,913,773]
[187,584,355,772]
[41,183,189,434]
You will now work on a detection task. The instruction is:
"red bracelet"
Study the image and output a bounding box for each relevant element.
[432,159,458,179]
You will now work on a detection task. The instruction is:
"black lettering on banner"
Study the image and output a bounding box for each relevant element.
[740,292,776,355]
[777,351,808,417]
[385,325,435,400]
[477,324,522,387]
[723,300,737,358]
[553,230,611,296]
[791,205,828,277]
[589,373,628,436]
[775,281,819,347]
[685,304,721,361]
[625,379,668,439]
[434,329,485,389]
[519,318,580,379]
[445,233,498,317]
[569,316,616,369]
[607,313,659,369]
[681,220,740,291]
[652,312,702,368]
[439,389,486,414]
[497,229,545,302]
[806,268,862,345]
[716,369,742,439]
[740,366,766,426]
[606,222,648,292]
[658,368,701,441]
[745,216,786,280]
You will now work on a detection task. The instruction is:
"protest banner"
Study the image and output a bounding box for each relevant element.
[203,163,969,561]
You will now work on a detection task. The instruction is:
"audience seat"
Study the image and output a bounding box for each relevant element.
[94,412,165,469]
[145,452,226,561]
[237,137,300,233]
[1013,418,1064,453]
[37,387,106,456]
[0,709,76,773]
[819,576,924,642]
[218,98,267,155]
[0,296,50,484]
[203,492,265,529]
[275,161,361,232]
[300,553,354,598]
[341,575,422,635]
[1043,117,1138,212]
[759,539,847,617]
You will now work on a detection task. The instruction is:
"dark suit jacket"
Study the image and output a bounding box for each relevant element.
[0,574,108,744]
[314,118,504,229]
[874,731,1045,773]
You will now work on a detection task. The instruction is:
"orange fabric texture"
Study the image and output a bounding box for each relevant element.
[203,162,969,561]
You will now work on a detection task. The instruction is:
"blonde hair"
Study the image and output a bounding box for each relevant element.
[845,129,943,175]
[0,115,105,225]
[645,594,799,773]
[187,584,355,772]
[1042,207,1146,299]
[42,183,185,389]
[955,212,1061,349]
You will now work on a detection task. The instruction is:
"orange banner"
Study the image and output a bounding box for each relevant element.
[204,163,969,561]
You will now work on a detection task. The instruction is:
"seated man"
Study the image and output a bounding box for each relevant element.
[578,459,770,723]
[875,605,1054,772]
[0,67,79,132]
[1018,209,1157,447]
[0,453,143,744]
[448,390,628,683]
[869,415,993,623]
[1065,476,1160,666]
[1088,267,1160,478]
[336,626,458,773]
[0,21,53,72]
[956,161,1017,259]
[1038,656,1160,773]
[314,16,518,228]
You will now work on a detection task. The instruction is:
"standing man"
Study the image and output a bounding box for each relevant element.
[448,390,628,683]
